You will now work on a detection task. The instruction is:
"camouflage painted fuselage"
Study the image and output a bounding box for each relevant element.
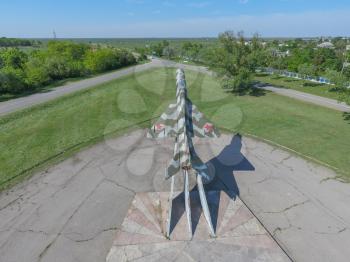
[148,69,220,182]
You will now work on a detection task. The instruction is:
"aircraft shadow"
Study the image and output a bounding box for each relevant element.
[168,133,255,237]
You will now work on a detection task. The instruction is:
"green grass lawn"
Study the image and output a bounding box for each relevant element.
[1,68,350,190]
[254,73,340,100]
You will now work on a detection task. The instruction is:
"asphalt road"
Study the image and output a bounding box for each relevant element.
[0,58,349,116]
[1,131,349,261]
[0,60,159,116]
[257,84,350,112]
[0,58,209,117]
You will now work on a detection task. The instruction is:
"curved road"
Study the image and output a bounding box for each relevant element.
[0,58,349,116]
[258,84,350,112]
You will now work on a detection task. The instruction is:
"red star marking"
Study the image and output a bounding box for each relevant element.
[154,123,165,132]
[203,123,214,133]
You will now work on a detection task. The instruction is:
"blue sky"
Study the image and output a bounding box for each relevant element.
[1,0,350,38]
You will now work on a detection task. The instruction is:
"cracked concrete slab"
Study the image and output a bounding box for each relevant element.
[0,130,349,261]
[230,136,350,262]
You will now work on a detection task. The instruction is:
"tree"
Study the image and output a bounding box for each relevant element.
[0,66,26,93]
[162,46,176,59]
[47,41,88,60]
[84,48,136,73]
[45,41,88,78]
[150,40,172,57]
[208,31,257,93]
[285,48,314,72]
[269,56,287,70]
[343,66,350,79]
[313,48,342,73]
[298,63,317,77]
[325,69,350,105]
[24,53,50,87]
[0,37,34,47]
[135,47,148,61]
[181,42,203,61]
[25,65,50,88]
[0,48,28,69]
[162,40,170,48]
[325,69,348,88]
[84,48,119,73]
[150,42,164,57]
[247,34,271,69]
[0,41,136,96]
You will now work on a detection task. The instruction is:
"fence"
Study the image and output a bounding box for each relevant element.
[260,67,332,85]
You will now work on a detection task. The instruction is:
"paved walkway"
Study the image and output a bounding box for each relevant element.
[1,130,349,261]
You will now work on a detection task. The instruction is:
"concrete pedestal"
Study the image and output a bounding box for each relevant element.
[106,191,290,262]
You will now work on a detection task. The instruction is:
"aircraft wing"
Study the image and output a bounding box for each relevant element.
[147,103,180,138]
[187,101,220,138]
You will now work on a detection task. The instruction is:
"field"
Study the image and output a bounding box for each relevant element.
[254,73,339,100]
[1,68,350,190]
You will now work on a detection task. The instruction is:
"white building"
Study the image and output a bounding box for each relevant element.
[317,42,335,49]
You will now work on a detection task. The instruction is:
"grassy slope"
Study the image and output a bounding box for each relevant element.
[254,73,339,100]
[1,68,349,190]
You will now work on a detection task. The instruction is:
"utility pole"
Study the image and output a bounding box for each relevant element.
[53,30,56,39]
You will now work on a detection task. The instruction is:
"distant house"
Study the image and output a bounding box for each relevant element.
[346,45,350,51]
[317,42,334,49]
[271,48,290,58]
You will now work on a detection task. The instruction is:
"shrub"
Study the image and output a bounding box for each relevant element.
[84,48,136,73]
[0,48,28,69]
[44,56,71,80]
[0,67,27,93]
[0,42,136,96]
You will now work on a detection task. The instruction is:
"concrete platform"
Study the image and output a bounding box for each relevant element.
[1,130,350,261]
[106,191,290,262]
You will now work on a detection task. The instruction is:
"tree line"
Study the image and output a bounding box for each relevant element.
[208,32,350,104]
[0,41,136,95]
[0,37,40,47]
[140,33,349,104]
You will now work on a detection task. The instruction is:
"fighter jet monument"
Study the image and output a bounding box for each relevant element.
[148,69,220,238]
